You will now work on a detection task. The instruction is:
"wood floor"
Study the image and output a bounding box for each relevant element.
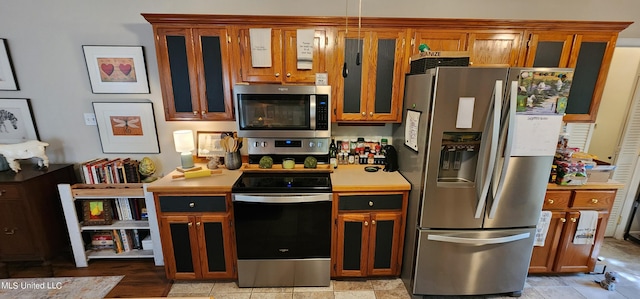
[1,252,172,298]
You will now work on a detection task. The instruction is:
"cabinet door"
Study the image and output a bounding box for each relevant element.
[283,29,327,83]
[522,31,574,67]
[0,200,38,259]
[412,30,467,54]
[554,211,609,273]
[237,27,283,83]
[563,33,617,122]
[159,215,199,279]
[528,211,566,273]
[333,29,407,122]
[467,31,523,66]
[368,212,402,276]
[197,214,236,279]
[193,28,234,120]
[335,213,369,277]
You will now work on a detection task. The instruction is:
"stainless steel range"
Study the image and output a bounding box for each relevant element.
[232,137,331,287]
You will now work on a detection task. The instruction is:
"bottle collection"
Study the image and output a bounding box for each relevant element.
[329,137,388,169]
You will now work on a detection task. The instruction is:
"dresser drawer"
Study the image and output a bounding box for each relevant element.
[0,185,21,200]
[159,196,227,213]
[338,194,403,211]
[571,190,616,209]
[543,191,571,210]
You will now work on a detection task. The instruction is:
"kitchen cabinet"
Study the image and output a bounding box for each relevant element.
[235,27,328,84]
[333,192,407,277]
[0,164,76,278]
[152,26,234,121]
[529,188,616,274]
[467,31,523,66]
[522,31,618,122]
[410,30,467,54]
[155,194,236,279]
[331,28,409,122]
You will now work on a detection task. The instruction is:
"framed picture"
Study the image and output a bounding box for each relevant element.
[82,45,149,94]
[516,70,574,115]
[82,199,113,225]
[196,131,232,157]
[0,98,39,143]
[0,39,18,90]
[93,101,160,153]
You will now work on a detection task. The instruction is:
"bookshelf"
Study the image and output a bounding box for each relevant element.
[58,183,163,267]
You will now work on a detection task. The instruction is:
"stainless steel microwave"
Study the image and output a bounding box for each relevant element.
[233,85,331,138]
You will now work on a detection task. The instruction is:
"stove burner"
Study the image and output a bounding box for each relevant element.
[232,172,332,193]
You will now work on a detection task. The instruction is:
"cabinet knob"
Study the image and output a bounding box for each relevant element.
[201,111,206,116]
[196,222,201,227]
[188,222,193,227]
[193,111,198,115]
[189,202,195,208]
[0,190,5,196]
[364,221,368,226]
[275,73,280,77]
[369,112,373,116]
[369,201,374,207]
[286,72,291,77]
[571,218,577,223]
[547,199,554,204]
[592,198,599,204]
[372,220,376,225]
[3,227,16,235]
[362,112,366,116]
[560,218,566,223]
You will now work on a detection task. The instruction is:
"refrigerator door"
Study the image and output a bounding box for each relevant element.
[420,67,509,229]
[412,228,535,296]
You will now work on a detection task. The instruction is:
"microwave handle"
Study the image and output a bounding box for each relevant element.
[310,95,316,130]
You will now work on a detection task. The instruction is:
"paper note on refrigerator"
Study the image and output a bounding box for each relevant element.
[511,114,563,156]
[405,109,421,151]
[456,97,475,128]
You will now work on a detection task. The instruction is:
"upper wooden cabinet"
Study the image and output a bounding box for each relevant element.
[235,27,328,84]
[153,26,234,121]
[411,30,468,54]
[331,28,409,122]
[468,31,524,66]
[523,31,619,122]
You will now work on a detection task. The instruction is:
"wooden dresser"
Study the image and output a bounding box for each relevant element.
[529,181,623,274]
[0,164,76,277]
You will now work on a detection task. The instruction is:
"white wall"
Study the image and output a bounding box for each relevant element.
[1,0,639,176]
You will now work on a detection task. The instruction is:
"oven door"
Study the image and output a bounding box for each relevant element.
[232,193,332,259]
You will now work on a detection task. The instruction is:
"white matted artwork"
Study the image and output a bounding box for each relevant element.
[92,101,159,153]
[197,131,232,157]
[0,99,38,143]
[83,46,149,94]
[0,39,18,90]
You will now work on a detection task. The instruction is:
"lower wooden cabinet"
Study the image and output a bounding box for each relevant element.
[333,192,407,277]
[529,189,615,274]
[156,194,236,279]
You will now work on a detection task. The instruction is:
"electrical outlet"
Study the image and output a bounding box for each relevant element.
[84,113,97,126]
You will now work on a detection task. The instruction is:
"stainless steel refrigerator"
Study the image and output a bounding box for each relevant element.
[392,67,573,297]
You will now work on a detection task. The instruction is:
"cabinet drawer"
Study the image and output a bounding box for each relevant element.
[543,191,571,210]
[338,194,403,211]
[159,196,227,213]
[571,190,615,209]
[0,185,21,200]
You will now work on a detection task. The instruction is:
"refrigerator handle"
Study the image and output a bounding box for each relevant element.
[474,80,503,219]
[427,232,530,245]
[488,81,518,219]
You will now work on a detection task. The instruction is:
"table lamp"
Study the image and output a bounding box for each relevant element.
[173,130,195,169]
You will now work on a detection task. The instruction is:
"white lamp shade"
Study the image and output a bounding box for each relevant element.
[173,130,195,153]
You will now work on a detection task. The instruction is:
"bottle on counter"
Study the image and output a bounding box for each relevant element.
[329,139,337,169]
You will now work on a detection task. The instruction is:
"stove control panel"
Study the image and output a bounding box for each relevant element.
[247,138,329,155]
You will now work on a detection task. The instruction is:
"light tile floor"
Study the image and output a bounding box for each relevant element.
[168,238,640,298]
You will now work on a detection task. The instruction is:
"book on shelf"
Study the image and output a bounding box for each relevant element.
[90,231,114,251]
[80,157,144,184]
[112,229,123,253]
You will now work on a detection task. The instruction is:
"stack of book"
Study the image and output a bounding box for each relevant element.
[90,230,146,253]
[80,158,141,184]
[111,197,148,221]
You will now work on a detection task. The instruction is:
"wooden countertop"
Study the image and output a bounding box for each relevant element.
[331,165,411,192]
[147,163,411,193]
[546,180,624,190]
[146,165,242,193]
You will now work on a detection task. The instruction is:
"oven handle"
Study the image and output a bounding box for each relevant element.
[232,193,332,203]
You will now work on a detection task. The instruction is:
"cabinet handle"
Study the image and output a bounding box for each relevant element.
[193,111,198,115]
[275,72,280,77]
[3,227,16,235]
[571,218,577,223]
[372,220,376,225]
[547,199,554,204]
[560,218,566,223]
[592,198,599,204]
[362,112,366,116]
[286,72,291,77]
[364,221,368,226]
[188,222,193,227]
[196,222,201,227]
[369,201,374,207]
[201,111,206,116]
[189,202,195,208]
[369,112,373,116]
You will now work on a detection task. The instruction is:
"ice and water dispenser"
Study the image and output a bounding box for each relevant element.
[438,132,481,183]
